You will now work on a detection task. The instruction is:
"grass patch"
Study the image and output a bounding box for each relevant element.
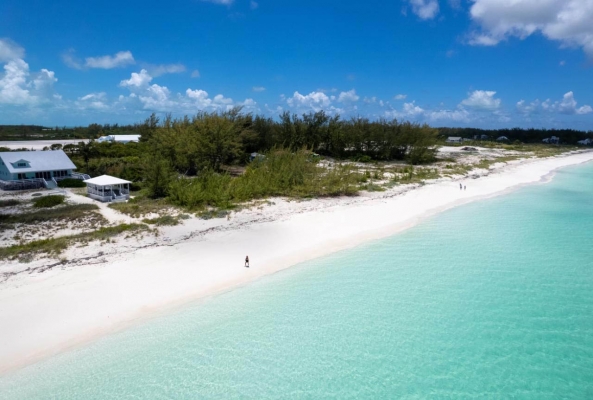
[0,204,101,227]
[33,195,65,208]
[142,215,181,226]
[0,223,149,261]
[109,197,172,218]
[57,178,86,188]
[0,199,20,207]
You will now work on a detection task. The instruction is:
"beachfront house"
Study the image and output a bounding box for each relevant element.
[445,137,463,144]
[577,138,592,145]
[542,136,560,144]
[84,175,131,202]
[0,150,85,190]
[97,135,140,144]
[496,136,509,142]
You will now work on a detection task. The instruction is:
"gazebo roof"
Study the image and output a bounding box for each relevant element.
[84,175,131,186]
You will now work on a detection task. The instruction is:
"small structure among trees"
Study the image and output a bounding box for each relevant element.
[84,175,131,202]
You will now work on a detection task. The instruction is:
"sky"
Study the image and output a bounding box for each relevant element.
[0,0,592,129]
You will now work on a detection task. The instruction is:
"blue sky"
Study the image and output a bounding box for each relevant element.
[1,0,592,129]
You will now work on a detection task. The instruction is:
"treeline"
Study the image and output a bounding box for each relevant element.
[140,110,439,171]
[0,123,138,140]
[438,127,593,144]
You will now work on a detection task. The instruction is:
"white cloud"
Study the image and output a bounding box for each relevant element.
[61,49,82,69]
[191,70,201,78]
[0,42,58,107]
[468,0,593,58]
[201,0,234,4]
[85,51,135,69]
[408,0,440,20]
[77,92,109,110]
[394,94,407,100]
[119,69,153,89]
[517,92,592,115]
[363,96,377,104]
[429,109,471,122]
[252,86,266,92]
[287,91,332,111]
[460,90,501,110]
[0,38,25,62]
[337,89,359,103]
[145,63,186,77]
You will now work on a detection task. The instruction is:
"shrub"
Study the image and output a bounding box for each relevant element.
[0,199,20,207]
[57,178,86,188]
[33,195,65,208]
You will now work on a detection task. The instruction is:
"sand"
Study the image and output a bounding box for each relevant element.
[1,150,593,375]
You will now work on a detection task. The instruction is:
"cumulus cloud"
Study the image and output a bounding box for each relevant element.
[287,91,332,111]
[252,86,266,92]
[394,94,407,100]
[84,51,135,69]
[0,38,25,62]
[518,92,593,116]
[119,69,153,88]
[0,39,58,106]
[468,0,593,58]
[337,89,360,103]
[460,90,502,110]
[408,0,440,20]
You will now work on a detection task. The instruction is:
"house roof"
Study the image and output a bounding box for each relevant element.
[0,150,76,174]
[447,137,462,140]
[84,175,131,186]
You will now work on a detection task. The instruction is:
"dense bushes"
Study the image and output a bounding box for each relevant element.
[33,195,65,208]
[57,178,86,188]
[168,149,361,209]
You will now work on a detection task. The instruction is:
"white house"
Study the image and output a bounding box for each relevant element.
[0,150,84,190]
[445,137,463,144]
[496,136,509,141]
[542,136,560,144]
[577,138,592,145]
[97,135,140,144]
[84,175,131,202]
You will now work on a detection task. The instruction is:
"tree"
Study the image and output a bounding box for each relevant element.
[143,154,174,198]
[77,141,98,171]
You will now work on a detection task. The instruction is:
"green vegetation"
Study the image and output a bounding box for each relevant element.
[0,224,148,261]
[438,127,593,144]
[142,215,182,226]
[168,149,361,210]
[57,178,86,188]
[32,195,65,208]
[0,204,101,227]
[109,198,172,218]
[0,199,20,207]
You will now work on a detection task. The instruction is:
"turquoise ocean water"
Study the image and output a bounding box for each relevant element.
[1,162,593,399]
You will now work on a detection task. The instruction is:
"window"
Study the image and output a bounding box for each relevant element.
[18,163,27,167]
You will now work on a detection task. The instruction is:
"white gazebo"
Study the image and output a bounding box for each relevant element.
[83,175,131,202]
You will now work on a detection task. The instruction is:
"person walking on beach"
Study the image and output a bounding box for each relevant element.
[245,255,250,268]
[459,183,462,190]
[464,185,466,191]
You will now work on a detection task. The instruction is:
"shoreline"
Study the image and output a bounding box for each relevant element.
[1,150,593,376]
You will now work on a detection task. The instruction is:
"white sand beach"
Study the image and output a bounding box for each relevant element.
[1,150,593,375]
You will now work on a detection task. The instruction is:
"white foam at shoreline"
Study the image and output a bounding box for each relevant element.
[1,151,593,375]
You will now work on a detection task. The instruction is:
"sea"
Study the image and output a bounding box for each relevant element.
[1,162,592,399]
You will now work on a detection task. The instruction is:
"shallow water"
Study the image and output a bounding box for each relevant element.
[2,163,593,399]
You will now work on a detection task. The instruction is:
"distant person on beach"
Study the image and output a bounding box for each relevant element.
[245,255,249,268]
[459,183,462,190]
[464,185,466,190]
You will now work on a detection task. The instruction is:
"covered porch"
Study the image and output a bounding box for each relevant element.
[83,175,131,203]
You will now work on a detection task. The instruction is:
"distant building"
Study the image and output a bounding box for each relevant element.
[577,138,592,145]
[473,134,489,140]
[542,136,560,144]
[97,135,141,144]
[0,150,85,190]
[496,136,509,142]
[445,137,463,144]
